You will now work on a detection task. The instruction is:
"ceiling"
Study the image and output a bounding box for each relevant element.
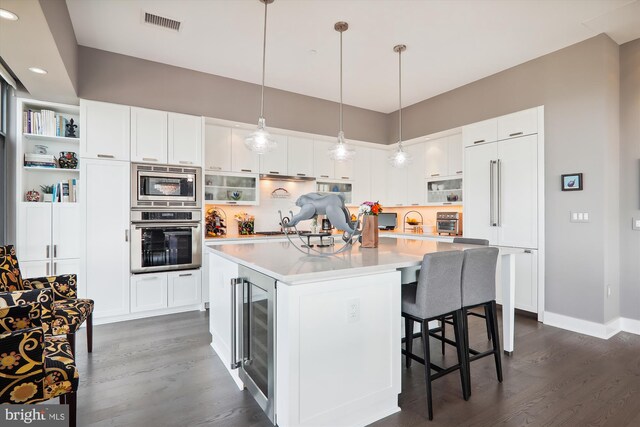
[63,0,640,113]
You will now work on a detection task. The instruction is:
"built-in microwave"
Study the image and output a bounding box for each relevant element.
[131,163,202,209]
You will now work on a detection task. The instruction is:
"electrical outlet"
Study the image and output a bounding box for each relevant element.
[347,298,360,323]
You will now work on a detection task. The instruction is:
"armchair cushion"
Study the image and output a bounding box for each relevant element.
[51,299,94,335]
[0,327,45,403]
[22,274,77,301]
[0,288,54,335]
[43,336,78,399]
[0,304,42,333]
[0,245,23,293]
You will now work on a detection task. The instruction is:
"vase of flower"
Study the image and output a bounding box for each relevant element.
[358,201,382,248]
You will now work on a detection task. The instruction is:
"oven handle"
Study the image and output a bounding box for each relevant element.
[132,223,201,229]
[230,278,242,370]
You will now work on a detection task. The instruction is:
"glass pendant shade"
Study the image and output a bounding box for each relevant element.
[388,142,413,167]
[328,131,355,162]
[245,117,276,154]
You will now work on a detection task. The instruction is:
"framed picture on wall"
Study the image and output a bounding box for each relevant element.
[561,173,583,191]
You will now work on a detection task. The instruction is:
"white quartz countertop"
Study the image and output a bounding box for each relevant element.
[206,236,522,284]
[204,230,456,244]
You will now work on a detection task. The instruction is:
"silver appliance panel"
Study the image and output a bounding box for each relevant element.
[132,163,202,209]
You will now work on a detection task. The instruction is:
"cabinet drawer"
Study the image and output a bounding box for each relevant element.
[168,270,202,307]
[131,274,168,313]
[462,118,498,147]
[497,108,538,140]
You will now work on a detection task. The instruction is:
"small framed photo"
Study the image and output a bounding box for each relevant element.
[561,173,583,191]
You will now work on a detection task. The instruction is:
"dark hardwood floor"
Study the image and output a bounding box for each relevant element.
[73,310,640,427]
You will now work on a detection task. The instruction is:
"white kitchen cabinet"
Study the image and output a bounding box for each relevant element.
[462,118,498,147]
[515,250,538,313]
[334,158,354,181]
[83,159,130,319]
[287,137,314,177]
[447,133,464,176]
[313,140,334,179]
[52,204,81,260]
[406,143,426,205]
[231,129,260,174]
[498,108,537,141]
[131,107,168,164]
[387,167,408,207]
[131,273,168,313]
[425,137,449,178]
[80,100,130,161]
[16,203,51,261]
[204,124,232,172]
[204,171,259,205]
[19,260,50,279]
[370,148,389,205]
[352,147,372,204]
[168,270,202,307]
[259,134,288,175]
[464,142,498,244]
[496,135,538,249]
[168,113,202,166]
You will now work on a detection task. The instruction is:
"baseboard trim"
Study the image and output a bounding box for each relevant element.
[544,312,640,338]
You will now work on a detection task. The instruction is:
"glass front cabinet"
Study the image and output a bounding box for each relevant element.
[426,177,463,206]
[316,180,353,206]
[204,171,259,205]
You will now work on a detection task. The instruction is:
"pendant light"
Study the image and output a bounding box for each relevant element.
[328,21,355,162]
[245,0,277,154]
[389,44,412,168]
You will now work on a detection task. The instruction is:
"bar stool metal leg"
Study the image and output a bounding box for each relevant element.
[421,319,434,420]
[405,317,414,368]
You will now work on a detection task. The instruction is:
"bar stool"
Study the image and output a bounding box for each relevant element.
[460,247,502,396]
[402,251,469,420]
[439,237,492,354]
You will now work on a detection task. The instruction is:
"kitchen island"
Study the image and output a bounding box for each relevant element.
[206,236,522,427]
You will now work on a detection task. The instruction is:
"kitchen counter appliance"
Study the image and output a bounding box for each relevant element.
[436,211,462,236]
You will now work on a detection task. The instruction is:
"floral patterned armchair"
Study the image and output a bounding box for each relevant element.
[0,245,94,354]
[0,303,78,427]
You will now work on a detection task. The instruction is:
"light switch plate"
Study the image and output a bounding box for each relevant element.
[570,212,590,223]
[633,218,640,231]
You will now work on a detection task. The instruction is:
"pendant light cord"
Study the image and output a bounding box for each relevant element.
[260,0,268,119]
[398,47,402,147]
[339,29,343,135]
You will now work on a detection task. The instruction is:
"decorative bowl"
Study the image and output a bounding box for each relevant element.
[25,190,40,202]
[227,190,242,201]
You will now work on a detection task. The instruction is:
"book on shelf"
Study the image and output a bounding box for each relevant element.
[24,153,56,168]
[48,179,78,203]
[22,108,77,138]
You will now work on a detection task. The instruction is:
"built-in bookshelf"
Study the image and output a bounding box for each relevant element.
[18,99,80,203]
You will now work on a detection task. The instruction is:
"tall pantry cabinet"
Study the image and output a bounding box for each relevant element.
[80,100,132,319]
[463,107,543,314]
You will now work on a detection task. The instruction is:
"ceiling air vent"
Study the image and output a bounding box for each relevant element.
[144,12,181,32]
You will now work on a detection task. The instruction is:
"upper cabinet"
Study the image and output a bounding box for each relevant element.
[231,129,260,174]
[259,134,288,175]
[425,137,449,178]
[204,124,232,172]
[131,107,167,164]
[406,143,426,205]
[334,157,354,181]
[80,100,130,161]
[462,118,498,147]
[370,148,389,206]
[313,140,334,179]
[287,137,314,177]
[497,108,538,141]
[447,134,463,176]
[168,113,202,166]
[352,146,371,204]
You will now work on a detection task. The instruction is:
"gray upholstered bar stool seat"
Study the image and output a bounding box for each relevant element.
[440,237,492,354]
[401,251,469,420]
[460,247,503,396]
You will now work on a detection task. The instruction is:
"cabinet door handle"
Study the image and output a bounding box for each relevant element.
[46,262,50,276]
[497,159,502,226]
[179,273,193,277]
[524,249,532,254]
[269,171,280,174]
[509,132,523,137]
[125,229,129,242]
[53,262,57,275]
[97,154,114,158]
[443,202,452,205]
[210,166,222,171]
[341,176,350,180]
[490,160,496,226]
[227,201,237,205]
[241,169,252,173]
[430,173,440,177]
[142,157,158,162]
[411,203,419,206]
[456,170,463,174]
[473,139,485,144]
[179,161,193,165]
[296,173,306,177]
[320,175,329,178]
[53,245,57,258]
[46,245,50,259]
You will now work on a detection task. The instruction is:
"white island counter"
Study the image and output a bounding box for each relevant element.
[206,237,522,427]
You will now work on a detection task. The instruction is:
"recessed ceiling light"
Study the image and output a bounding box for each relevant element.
[0,8,19,21]
[28,67,48,75]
